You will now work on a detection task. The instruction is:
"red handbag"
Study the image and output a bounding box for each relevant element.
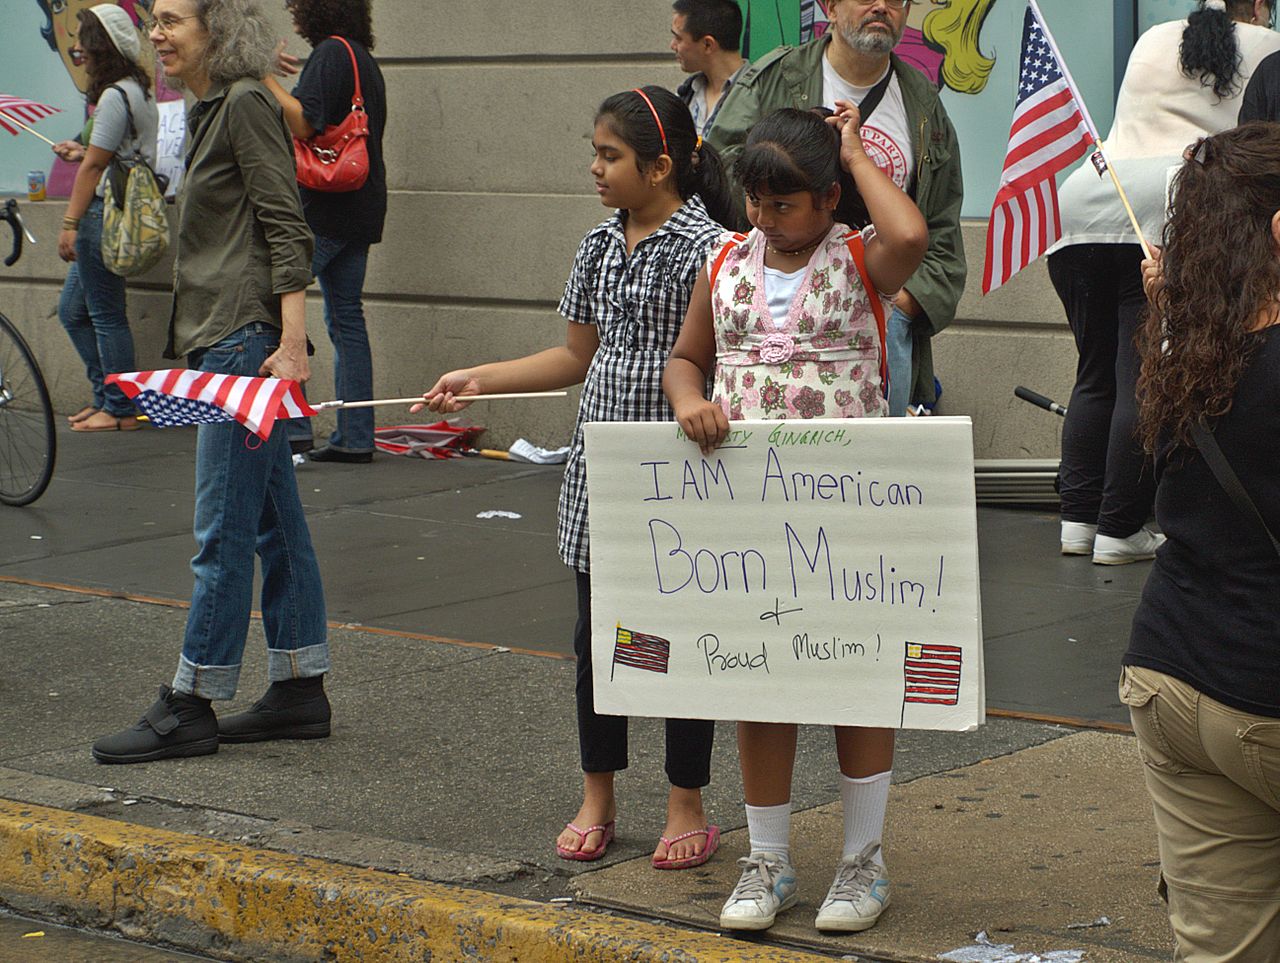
[292,36,370,192]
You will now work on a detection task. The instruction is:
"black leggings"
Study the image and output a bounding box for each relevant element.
[1047,243,1155,538]
[573,570,715,788]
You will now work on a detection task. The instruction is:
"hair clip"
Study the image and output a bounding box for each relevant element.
[1191,138,1211,166]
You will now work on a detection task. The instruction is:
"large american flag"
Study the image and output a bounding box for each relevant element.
[982,1,1098,293]
[902,642,963,707]
[106,369,316,441]
[0,94,60,137]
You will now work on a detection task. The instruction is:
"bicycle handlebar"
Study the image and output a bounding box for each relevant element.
[3,199,24,268]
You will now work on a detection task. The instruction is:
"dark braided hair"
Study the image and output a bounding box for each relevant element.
[596,86,734,227]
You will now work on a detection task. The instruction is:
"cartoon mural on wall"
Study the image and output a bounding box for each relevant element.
[1,0,184,196]
[740,0,998,96]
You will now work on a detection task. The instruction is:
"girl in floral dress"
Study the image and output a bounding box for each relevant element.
[663,104,926,934]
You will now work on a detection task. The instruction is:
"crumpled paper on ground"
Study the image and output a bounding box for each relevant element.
[507,438,570,464]
[938,932,1086,963]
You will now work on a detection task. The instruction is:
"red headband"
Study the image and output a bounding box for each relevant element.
[632,87,669,156]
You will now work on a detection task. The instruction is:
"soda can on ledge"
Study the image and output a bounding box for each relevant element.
[27,170,47,202]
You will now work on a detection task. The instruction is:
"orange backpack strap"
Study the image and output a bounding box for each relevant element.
[708,233,749,290]
[843,230,889,397]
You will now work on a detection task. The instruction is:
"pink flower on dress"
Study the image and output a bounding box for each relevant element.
[834,388,854,408]
[733,279,755,305]
[759,332,797,364]
[759,379,787,414]
[742,371,755,389]
[859,379,882,412]
[794,386,826,419]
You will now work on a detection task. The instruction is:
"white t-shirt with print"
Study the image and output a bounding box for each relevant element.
[821,57,914,193]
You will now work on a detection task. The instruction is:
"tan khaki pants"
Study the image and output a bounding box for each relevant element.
[1120,665,1280,963]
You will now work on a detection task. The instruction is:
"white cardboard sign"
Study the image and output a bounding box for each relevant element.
[584,418,984,731]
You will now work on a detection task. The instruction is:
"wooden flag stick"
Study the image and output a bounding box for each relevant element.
[1094,138,1153,260]
[0,110,56,147]
[312,390,568,410]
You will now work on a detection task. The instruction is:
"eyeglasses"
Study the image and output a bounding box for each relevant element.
[139,12,200,35]
[850,0,913,9]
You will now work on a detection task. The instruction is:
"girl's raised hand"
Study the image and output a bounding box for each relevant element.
[412,371,481,414]
[828,99,869,174]
[674,397,730,456]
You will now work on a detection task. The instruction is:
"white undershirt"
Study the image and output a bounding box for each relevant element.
[821,57,915,192]
[762,265,806,329]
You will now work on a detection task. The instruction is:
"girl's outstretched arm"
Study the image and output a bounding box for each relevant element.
[415,323,600,413]
[830,100,928,297]
[663,270,728,455]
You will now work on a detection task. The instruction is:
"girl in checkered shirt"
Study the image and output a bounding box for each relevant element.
[663,104,927,934]
[417,87,733,870]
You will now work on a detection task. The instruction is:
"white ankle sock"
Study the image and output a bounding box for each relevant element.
[840,771,891,862]
[745,802,792,860]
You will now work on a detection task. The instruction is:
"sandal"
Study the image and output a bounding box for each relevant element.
[556,820,615,862]
[67,405,99,424]
[652,824,720,870]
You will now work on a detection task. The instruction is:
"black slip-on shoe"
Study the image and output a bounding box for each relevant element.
[92,686,219,764]
[306,445,373,464]
[218,676,331,743]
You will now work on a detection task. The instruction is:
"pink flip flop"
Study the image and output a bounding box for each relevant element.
[556,820,615,862]
[651,824,720,870]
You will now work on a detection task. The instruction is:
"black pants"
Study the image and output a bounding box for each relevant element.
[1047,243,1155,537]
[573,571,714,788]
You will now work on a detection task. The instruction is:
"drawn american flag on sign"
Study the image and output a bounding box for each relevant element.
[982,1,1098,293]
[106,369,317,441]
[611,626,671,679]
[0,94,60,136]
[902,642,963,706]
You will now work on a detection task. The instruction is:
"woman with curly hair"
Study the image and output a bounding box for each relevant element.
[266,0,387,464]
[1046,0,1279,565]
[1121,121,1280,962]
[55,4,157,432]
[93,0,331,763]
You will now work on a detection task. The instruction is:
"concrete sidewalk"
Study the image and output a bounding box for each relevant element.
[0,424,1168,961]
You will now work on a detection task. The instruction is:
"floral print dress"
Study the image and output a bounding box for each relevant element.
[709,223,892,421]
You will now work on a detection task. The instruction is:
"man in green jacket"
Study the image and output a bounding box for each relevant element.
[707,0,965,415]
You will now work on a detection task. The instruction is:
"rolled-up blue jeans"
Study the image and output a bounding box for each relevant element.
[175,322,329,700]
[57,198,136,417]
[285,234,374,452]
[886,305,913,418]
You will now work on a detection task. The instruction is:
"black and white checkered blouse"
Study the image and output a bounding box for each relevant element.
[556,195,723,573]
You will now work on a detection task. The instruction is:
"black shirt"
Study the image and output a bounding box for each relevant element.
[1240,50,1280,123]
[1124,326,1280,717]
[294,36,387,244]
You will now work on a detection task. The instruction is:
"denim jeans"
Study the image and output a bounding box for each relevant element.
[57,198,136,417]
[286,234,374,452]
[174,322,329,700]
[885,305,913,418]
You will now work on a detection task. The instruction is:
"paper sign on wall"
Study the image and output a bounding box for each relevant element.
[584,418,984,731]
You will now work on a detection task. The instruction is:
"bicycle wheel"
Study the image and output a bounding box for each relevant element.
[0,312,56,506]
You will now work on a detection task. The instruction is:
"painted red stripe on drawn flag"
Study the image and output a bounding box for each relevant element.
[612,626,671,675]
[903,643,963,707]
[982,2,1097,294]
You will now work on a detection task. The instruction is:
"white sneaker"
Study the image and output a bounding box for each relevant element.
[815,842,890,933]
[1092,527,1166,565]
[1060,521,1098,555]
[718,852,798,931]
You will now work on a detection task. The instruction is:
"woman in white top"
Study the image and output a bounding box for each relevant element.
[1047,0,1280,564]
[53,4,159,433]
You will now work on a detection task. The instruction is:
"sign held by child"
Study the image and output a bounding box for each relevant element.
[585,417,983,731]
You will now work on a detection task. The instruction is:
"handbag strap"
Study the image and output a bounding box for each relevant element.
[1189,420,1280,559]
[842,230,890,397]
[104,83,138,152]
[328,36,364,110]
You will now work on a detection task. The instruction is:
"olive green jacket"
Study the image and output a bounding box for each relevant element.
[706,37,966,404]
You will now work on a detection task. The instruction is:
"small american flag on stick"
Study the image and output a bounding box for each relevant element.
[0,94,60,137]
[106,369,317,441]
[902,642,963,707]
[611,626,671,680]
[982,1,1099,293]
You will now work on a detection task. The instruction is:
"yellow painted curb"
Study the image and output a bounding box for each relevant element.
[0,799,828,962]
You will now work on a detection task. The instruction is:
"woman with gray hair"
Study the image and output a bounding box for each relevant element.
[92,0,333,763]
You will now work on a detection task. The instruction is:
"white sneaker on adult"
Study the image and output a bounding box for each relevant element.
[1060,521,1098,555]
[1092,527,1166,565]
[718,852,798,931]
[815,842,890,932]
